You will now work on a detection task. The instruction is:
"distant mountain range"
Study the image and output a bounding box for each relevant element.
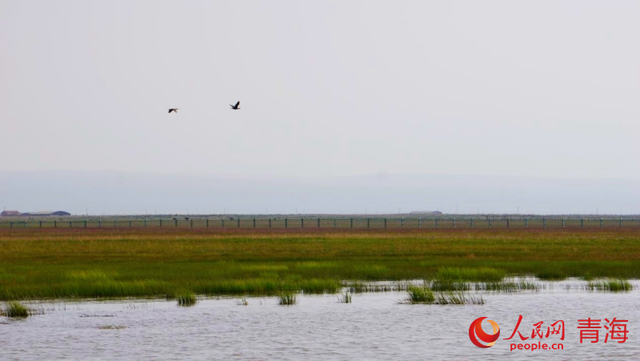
[1,171,638,215]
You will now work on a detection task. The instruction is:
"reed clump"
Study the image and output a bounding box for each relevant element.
[587,279,633,292]
[2,301,30,318]
[406,286,484,305]
[407,285,435,304]
[277,292,297,305]
[175,290,197,306]
[474,281,539,292]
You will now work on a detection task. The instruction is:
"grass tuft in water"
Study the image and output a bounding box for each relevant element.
[407,285,435,304]
[277,292,297,305]
[406,286,484,305]
[587,279,632,292]
[2,301,31,318]
[476,281,539,292]
[175,290,197,307]
[337,292,352,303]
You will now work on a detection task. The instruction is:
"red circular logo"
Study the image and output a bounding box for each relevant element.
[469,317,500,348]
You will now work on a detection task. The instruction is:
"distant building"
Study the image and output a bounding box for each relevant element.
[1,210,20,217]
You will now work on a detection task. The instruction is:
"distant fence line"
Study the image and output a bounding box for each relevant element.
[1,217,639,230]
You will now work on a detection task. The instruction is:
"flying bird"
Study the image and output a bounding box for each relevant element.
[168,108,178,113]
[230,101,240,110]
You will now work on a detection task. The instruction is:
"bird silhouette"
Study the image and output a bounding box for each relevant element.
[168,108,178,113]
[230,101,240,110]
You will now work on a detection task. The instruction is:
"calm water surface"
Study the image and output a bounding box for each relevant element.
[1,280,638,360]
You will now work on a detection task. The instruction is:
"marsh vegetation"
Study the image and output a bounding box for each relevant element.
[406,284,484,305]
[2,301,31,317]
[586,279,633,292]
[278,293,297,305]
[175,291,197,307]
[0,228,639,300]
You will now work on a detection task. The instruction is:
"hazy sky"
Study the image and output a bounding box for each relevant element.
[2,1,639,180]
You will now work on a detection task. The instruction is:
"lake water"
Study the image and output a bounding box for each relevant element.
[1,279,638,360]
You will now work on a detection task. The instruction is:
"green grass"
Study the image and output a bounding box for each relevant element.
[428,281,471,292]
[175,290,197,306]
[435,267,506,282]
[587,279,633,292]
[406,286,484,305]
[475,281,539,292]
[278,292,297,305]
[535,269,568,280]
[0,228,639,300]
[428,280,540,292]
[407,285,435,303]
[3,301,30,317]
[345,281,403,293]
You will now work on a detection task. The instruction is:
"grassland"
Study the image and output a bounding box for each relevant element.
[0,228,639,300]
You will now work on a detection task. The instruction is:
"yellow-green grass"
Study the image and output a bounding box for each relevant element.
[406,285,483,305]
[1,228,639,300]
[277,292,297,305]
[2,301,30,317]
[587,279,633,292]
[434,267,506,282]
[175,290,197,306]
[407,285,435,303]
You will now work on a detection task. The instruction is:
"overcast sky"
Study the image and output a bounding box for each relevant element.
[2,1,639,182]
